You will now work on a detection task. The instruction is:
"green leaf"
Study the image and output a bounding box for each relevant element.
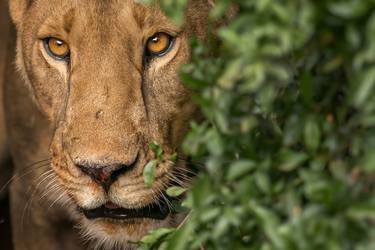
[304,118,321,152]
[143,160,158,187]
[278,150,308,172]
[169,153,178,162]
[166,186,187,197]
[249,201,284,248]
[227,160,256,181]
[354,69,375,107]
[149,141,159,151]
[255,172,271,194]
[347,199,375,220]
[165,223,194,250]
[140,228,175,244]
[361,149,375,172]
[150,141,164,160]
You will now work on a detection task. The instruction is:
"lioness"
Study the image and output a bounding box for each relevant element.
[0,0,213,249]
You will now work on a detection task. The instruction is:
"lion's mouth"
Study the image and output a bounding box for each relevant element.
[79,202,170,220]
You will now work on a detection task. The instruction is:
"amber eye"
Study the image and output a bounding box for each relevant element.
[43,37,70,61]
[146,33,173,57]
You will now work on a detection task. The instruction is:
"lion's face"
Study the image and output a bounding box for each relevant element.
[10,0,211,247]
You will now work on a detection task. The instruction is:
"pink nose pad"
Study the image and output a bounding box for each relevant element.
[98,170,111,183]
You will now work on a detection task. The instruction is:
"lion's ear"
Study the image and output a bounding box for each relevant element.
[9,0,31,27]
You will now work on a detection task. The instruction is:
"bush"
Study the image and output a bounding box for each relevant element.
[138,1,375,249]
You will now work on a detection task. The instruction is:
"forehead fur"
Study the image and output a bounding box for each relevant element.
[29,0,179,38]
[20,0,211,38]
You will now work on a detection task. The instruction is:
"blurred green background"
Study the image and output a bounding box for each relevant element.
[139,1,375,249]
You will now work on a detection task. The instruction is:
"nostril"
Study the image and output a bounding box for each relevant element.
[110,164,132,182]
[77,164,107,183]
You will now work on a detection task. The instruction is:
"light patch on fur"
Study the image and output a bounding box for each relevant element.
[14,39,41,109]
[71,183,106,209]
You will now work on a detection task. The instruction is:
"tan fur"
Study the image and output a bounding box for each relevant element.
[4,0,212,249]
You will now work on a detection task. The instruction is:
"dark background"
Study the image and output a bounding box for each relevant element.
[0,195,13,250]
[1,0,13,249]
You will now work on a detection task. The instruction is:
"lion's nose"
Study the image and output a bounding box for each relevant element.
[77,162,136,192]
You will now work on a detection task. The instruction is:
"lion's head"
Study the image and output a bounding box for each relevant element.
[9,0,212,248]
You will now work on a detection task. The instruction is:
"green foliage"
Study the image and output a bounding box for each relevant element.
[136,0,187,24]
[139,0,375,249]
[143,142,162,187]
[143,159,158,187]
[166,186,187,197]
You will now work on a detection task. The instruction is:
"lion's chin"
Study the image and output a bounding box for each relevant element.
[78,214,178,250]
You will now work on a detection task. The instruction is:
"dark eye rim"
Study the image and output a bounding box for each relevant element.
[145,33,175,58]
[43,37,70,61]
